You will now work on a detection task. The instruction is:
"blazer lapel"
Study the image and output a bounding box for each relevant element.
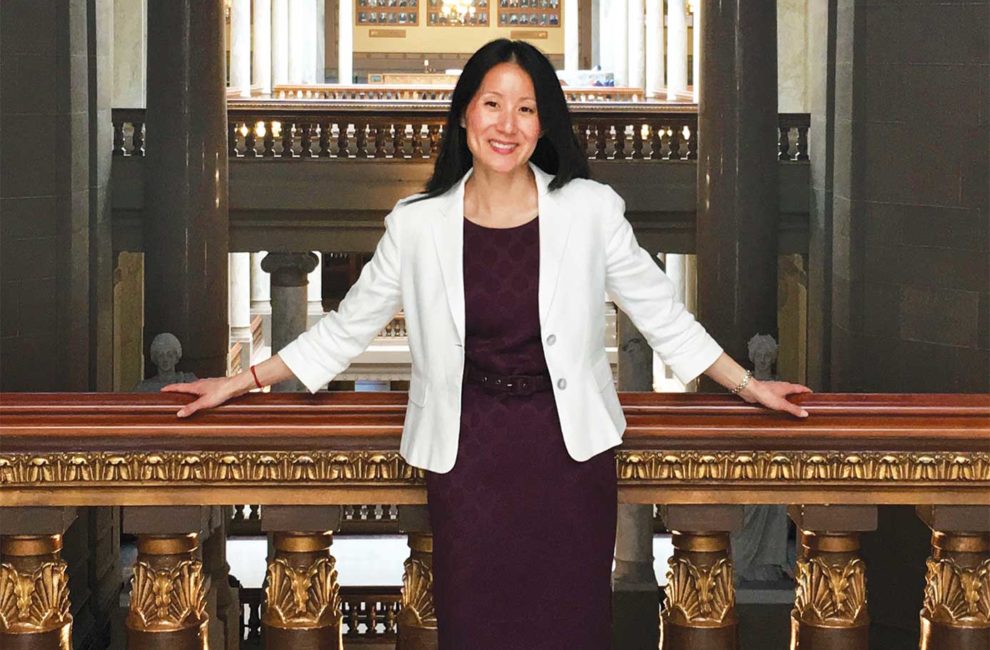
[534,164,572,328]
[431,170,470,346]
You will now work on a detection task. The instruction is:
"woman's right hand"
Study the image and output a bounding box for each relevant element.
[161,377,242,418]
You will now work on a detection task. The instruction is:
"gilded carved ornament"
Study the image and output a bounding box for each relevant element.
[399,558,436,626]
[793,557,868,625]
[663,557,734,626]
[263,557,341,628]
[922,558,990,626]
[127,560,207,631]
[0,562,71,633]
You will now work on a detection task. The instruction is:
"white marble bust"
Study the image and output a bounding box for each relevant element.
[133,333,198,392]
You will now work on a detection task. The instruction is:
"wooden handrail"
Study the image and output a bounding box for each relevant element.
[1,392,986,507]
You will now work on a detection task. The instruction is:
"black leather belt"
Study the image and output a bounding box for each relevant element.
[464,363,552,395]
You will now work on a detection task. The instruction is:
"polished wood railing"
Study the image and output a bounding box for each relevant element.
[111,104,812,162]
[2,392,987,650]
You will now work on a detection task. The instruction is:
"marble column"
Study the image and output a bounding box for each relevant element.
[315,0,326,83]
[644,0,664,97]
[113,0,147,107]
[339,0,354,83]
[272,0,289,86]
[251,252,272,351]
[144,0,229,379]
[666,0,688,100]
[612,310,658,649]
[627,0,645,91]
[691,0,700,102]
[262,252,319,392]
[253,0,273,94]
[229,253,253,369]
[307,252,324,321]
[564,0,579,71]
[303,0,319,84]
[229,0,252,97]
[288,0,309,83]
[695,0,778,375]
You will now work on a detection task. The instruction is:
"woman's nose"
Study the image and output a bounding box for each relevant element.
[497,112,517,133]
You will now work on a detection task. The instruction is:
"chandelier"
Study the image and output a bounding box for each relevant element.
[440,0,476,24]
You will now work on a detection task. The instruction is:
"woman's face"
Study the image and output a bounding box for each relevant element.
[462,61,542,176]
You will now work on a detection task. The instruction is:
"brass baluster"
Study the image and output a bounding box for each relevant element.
[659,506,742,650]
[244,123,258,158]
[356,123,369,158]
[428,124,441,158]
[686,123,698,160]
[613,123,626,159]
[334,122,347,158]
[631,124,645,159]
[0,534,73,649]
[650,124,663,160]
[393,123,406,158]
[779,126,792,160]
[374,125,387,158]
[789,505,876,650]
[667,127,682,160]
[262,121,275,157]
[917,506,990,650]
[126,534,209,649]
[595,123,608,159]
[281,121,295,158]
[411,124,424,158]
[228,122,239,158]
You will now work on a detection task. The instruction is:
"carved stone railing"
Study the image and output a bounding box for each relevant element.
[2,392,986,650]
[273,83,648,103]
[111,103,811,162]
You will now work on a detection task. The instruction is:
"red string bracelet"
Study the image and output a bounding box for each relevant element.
[250,365,263,389]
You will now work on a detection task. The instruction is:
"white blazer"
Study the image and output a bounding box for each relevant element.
[279,163,723,473]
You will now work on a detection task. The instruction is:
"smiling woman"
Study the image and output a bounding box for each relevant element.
[165,37,811,650]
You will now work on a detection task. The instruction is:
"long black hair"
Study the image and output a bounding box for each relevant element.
[415,39,590,200]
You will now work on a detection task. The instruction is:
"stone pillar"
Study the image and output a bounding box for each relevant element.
[691,0,700,102]
[272,0,290,86]
[307,251,324,320]
[113,0,147,107]
[253,0,273,94]
[627,0,645,91]
[229,0,251,97]
[644,0,664,97]
[612,310,658,649]
[315,0,326,83]
[261,252,319,391]
[666,0,688,100]
[229,253,253,369]
[251,252,272,350]
[288,0,310,83]
[695,0,778,377]
[0,508,77,650]
[564,0,580,71]
[338,0,354,83]
[144,0,229,379]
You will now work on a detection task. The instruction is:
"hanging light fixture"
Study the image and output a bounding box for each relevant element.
[440,0,476,24]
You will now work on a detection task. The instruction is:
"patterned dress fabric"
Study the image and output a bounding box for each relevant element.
[425,216,618,649]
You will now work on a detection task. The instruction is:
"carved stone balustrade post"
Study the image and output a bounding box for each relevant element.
[658,505,743,650]
[788,505,877,650]
[916,506,990,650]
[123,507,211,650]
[396,506,437,650]
[260,506,343,649]
[0,507,76,650]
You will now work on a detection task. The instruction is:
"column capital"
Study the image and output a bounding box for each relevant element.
[261,252,320,286]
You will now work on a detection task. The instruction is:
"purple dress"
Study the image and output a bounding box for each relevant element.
[425,216,618,649]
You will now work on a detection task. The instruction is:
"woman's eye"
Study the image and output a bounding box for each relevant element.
[485,100,498,108]
[520,106,535,113]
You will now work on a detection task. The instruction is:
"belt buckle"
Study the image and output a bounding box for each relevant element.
[508,376,532,395]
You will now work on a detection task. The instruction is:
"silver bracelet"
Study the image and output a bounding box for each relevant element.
[730,370,753,395]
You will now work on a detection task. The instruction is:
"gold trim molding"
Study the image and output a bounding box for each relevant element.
[793,557,868,626]
[0,450,989,488]
[0,561,71,633]
[922,558,990,626]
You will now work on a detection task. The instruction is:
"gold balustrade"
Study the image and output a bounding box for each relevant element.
[1,392,987,650]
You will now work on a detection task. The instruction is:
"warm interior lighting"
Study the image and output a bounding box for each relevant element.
[255,121,267,138]
[239,123,249,137]
[271,121,282,138]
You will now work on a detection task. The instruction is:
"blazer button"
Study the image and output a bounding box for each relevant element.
[557,378,567,390]
[546,334,556,345]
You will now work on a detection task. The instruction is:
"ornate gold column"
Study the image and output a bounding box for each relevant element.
[260,506,343,649]
[788,505,875,650]
[396,505,437,650]
[917,506,990,650]
[125,533,209,650]
[397,533,437,650]
[0,535,72,650]
[659,505,743,650]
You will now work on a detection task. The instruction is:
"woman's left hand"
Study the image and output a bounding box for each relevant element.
[738,379,812,418]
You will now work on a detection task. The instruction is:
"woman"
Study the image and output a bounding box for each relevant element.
[165,39,810,649]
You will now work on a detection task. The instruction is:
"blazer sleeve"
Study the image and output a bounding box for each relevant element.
[277,209,404,393]
[602,188,723,384]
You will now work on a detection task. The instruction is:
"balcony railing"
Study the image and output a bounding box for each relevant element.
[272,83,650,103]
[1,392,987,649]
[111,103,811,162]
